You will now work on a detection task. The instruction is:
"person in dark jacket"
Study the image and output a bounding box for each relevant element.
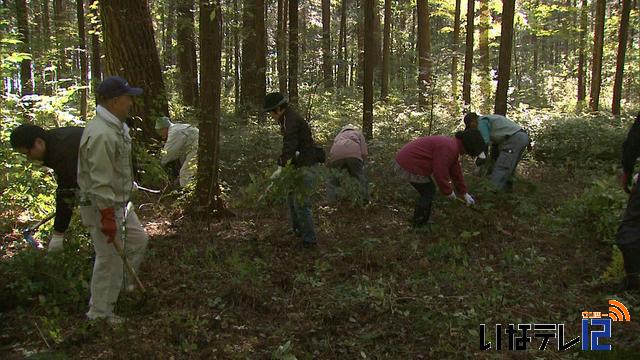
[394,129,485,228]
[264,92,320,246]
[10,124,84,253]
[616,112,640,291]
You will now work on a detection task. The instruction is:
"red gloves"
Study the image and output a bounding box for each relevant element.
[621,171,632,194]
[99,208,117,243]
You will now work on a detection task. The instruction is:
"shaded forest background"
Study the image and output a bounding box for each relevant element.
[1,0,640,358]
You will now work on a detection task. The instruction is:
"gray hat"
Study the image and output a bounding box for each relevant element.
[155,116,173,130]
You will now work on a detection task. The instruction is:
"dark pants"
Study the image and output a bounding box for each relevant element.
[327,158,369,203]
[490,131,529,191]
[410,181,436,227]
[617,189,640,277]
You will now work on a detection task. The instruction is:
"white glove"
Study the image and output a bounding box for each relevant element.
[447,191,457,201]
[48,233,64,253]
[464,193,476,206]
[270,166,283,180]
[132,181,139,192]
[477,152,487,160]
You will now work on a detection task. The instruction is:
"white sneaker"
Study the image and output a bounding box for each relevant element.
[47,234,64,253]
[87,313,124,325]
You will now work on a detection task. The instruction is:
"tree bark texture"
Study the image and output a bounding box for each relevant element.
[451,0,461,102]
[77,0,88,120]
[612,0,631,115]
[15,0,33,95]
[362,0,374,139]
[176,0,199,107]
[321,0,333,88]
[288,0,299,104]
[589,0,606,112]
[100,0,169,139]
[462,0,475,107]
[380,0,391,99]
[417,0,431,108]
[494,0,516,115]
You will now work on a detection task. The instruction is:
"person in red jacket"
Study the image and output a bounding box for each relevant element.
[394,129,486,227]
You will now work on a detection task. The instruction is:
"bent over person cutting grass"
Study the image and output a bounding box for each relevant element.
[394,129,486,228]
[616,111,640,291]
[10,124,83,253]
[77,76,149,323]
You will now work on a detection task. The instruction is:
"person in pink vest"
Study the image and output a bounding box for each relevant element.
[327,124,369,204]
[394,129,485,228]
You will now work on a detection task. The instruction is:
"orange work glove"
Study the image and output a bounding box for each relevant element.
[99,208,117,243]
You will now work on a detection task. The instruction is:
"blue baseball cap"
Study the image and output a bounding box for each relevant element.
[97,76,143,99]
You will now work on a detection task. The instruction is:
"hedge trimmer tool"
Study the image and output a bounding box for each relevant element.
[21,212,55,248]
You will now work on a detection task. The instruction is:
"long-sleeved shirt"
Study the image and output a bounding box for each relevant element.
[161,123,199,165]
[477,114,523,145]
[328,125,368,163]
[77,105,134,209]
[622,113,640,175]
[278,107,317,167]
[395,136,467,195]
[42,127,84,232]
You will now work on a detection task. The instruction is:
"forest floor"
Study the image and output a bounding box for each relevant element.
[2,98,640,358]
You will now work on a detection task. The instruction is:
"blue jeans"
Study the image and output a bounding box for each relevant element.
[287,167,317,244]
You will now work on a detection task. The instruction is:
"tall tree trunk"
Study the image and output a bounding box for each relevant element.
[255,0,266,109]
[624,0,636,101]
[43,0,51,41]
[89,0,101,96]
[362,0,374,139]
[337,0,347,88]
[288,0,299,104]
[479,0,492,112]
[373,0,382,83]
[417,0,431,108]
[176,0,199,107]
[53,0,66,81]
[577,0,587,102]
[322,0,333,88]
[612,0,631,115]
[196,0,224,212]
[479,0,490,72]
[277,0,288,93]
[240,0,266,114]
[451,0,461,102]
[589,0,606,112]
[77,0,88,120]
[223,16,230,90]
[234,0,240,112]
[357,2,364,87]
[494,0,516,116]
[380,0,391,100]
[15,0,33,96]
[462,0,475,107]
[300,3,307,73]
[100,0,169,139]
[163,1,175,68]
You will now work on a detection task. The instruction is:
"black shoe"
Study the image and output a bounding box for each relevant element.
[301,241,318,248]
[287,229,302,237]
[411,218,434,228]
[622,275,640,291]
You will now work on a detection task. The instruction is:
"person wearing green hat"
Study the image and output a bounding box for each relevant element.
[155,116,199,187]
[264,92,322,247]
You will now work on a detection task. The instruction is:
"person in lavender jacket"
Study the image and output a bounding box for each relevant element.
[326,124,369,204]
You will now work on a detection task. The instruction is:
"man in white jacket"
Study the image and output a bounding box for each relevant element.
[77,76,149,323]
[155,117,199,187]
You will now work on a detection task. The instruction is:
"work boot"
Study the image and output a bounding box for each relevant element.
[622,275,640,291]
[47,233,64,253]
[287,229,301,237]
[87,314,124,325]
